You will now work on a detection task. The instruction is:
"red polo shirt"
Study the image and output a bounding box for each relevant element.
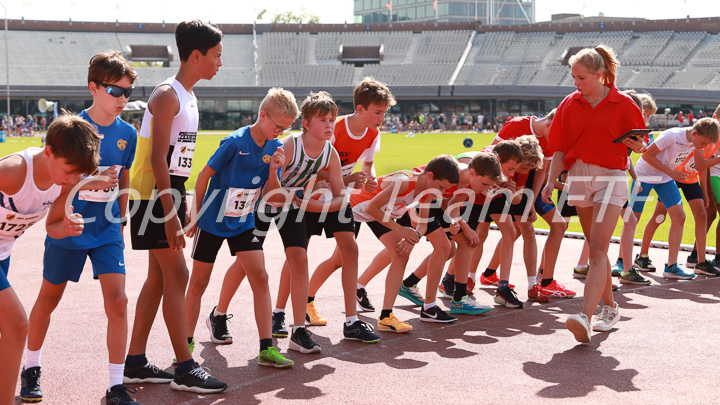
[547,84,646,171]
[495,116,549,156]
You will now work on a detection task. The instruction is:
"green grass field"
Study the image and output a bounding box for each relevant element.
[1,131,716,246]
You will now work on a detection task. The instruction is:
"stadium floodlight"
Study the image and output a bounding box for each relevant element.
[0,2,8,118]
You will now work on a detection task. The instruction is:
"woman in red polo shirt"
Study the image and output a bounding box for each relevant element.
[542,45,646,343]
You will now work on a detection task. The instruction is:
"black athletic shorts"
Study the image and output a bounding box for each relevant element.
[305,203,356,238]
[676,180,703,202]
[130,185,187,251]
[464,197,507,230]
[364,209,444,240]
[191,228,262,263]
[254,209,308,249]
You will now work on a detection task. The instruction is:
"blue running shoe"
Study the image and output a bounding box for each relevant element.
[663,263,695,280]
[449,295,492,315]
[398,283,425,306]
[611,260,623,277]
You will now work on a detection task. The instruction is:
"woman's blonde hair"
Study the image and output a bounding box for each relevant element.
[516,135,544,169]
[568,44,620,85]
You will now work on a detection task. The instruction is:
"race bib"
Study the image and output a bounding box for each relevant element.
[340,163,355,177]
[224,187,261,217]
[0,205,47,238]
[670,150,692,169]
[79,165,121,202]
[168,131,197,178]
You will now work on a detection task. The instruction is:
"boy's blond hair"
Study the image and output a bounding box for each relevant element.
[300,91,337,132]
[693,117,720,143]
[638,92,657,116]
[544,108,557,122]
[515,135,544,169]
[353,76,396,110]
[259,87,300,119]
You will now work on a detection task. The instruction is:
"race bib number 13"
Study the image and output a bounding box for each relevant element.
[169,131,197,178]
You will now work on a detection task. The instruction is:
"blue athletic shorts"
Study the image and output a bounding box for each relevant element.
[0,257,10,291]
[630,180,682,213]
[43,240,126,285]
[534,186,555,216]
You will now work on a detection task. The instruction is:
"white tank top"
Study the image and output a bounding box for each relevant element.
[0,147,62,260]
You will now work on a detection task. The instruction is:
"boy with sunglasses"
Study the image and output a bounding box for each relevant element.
[21,52,140,404]
[124,20,227,395]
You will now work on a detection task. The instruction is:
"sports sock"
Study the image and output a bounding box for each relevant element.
[442,272,454,281]
[616,257,623,263]
[380,309,392,319]
[345,315,358,325]
[356,283,366,289]
[403,273,421,288]
[690,249,698,259]
[307,296,315,304]
[292,326,305,334]
[213,308,225,317]
[469,272,476,282]
[423,301,437,311]
[176,359,195,376]
[260,338,273,352]
[453,283,467,302]
[273,308,285,314]
[483,268,497,277]
[25,348,42,369]
[541,278,553,288]
[715,254,720,262]
[498,280,509,289]
[124,353,146,369]
[109,363,124,390]
[527,276,536,288]
[187,337,194,345]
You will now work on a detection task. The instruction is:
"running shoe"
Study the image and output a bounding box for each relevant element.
[538,280,576,298]
[535,269,543,285]
[124,361,174,384]
[398,283,425,306]
[106,385,139,405]
[356,288,375,312]
[207,306,233,344]
[663,263,695,280]
[528,284,550,302]
[573,265,589,279]
[480,272,515,288]
[378,313,413,333]
[712,258,720,271]
[634,254,656,272]
[466,277,476,294]
[258,347,294,368]
[612,284,619,291]
[449,295,492,315]
[289,327,321,354]
[172,339,195,365]
[566,313,591,343]
[592,302,620,332]
[20,366,43,402]
[170,363,228,393]
[686,254,698,268]
[439,275,455,298]
[343,320,380,343]
[694,260,720,276]
[620,268,651,285]
[421,305,458,322]
[494,287,524,308]
[272,312,289,338]
[611,260,623,277]
[306,301,328,326]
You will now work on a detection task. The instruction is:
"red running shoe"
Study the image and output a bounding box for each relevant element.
[538,280,576,298]
[479,272,515,288]
[466,278,476,294]
[528,285,550,302]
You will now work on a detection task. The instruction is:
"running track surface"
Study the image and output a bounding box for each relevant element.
[8,219,720,404]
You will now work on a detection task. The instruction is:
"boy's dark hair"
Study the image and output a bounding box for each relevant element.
[175,20,223,62]
[469,152,503,182]
[353,76,396,111]
[301,91,338,132]
[623,89,642,110]
[423,155,460,184]
[88,51,137,84]
[45,115,101,175]
[693,117,720,143]
[493,140,523,164]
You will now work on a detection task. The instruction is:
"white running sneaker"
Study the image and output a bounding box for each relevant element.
[592,303,620,332]
[566,313,591,343]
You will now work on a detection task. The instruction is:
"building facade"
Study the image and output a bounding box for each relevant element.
[353,0,534,25]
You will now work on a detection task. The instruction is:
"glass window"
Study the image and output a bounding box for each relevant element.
[228,100,241,111]
[426,5,434,17]
[372,0,380,9]
[417,5,425,18]
[397,0,406,5]
[407,0,415,4]
[364,0,371,10]
[438,3,449,16]
[355,0,363,11]
[214,99,227,114]
[199,100,214,113]
[449,3,467,15]
[407,6,415,18]
[363,13,372,23]
[398,8,407,19]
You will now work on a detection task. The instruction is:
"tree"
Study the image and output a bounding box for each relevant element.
[255,8,320,24]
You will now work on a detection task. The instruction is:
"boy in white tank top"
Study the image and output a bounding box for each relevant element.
[0,115,100,404]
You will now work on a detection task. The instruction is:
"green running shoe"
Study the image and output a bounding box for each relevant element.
[259,347,294,368]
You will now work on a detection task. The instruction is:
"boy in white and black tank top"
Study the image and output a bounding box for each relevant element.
[0,116,100,404]
[123,20,228,396]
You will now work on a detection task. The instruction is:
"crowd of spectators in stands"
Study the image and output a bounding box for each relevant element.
[1,115,47,136]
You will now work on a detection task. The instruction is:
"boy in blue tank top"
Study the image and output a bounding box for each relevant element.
[0,116,100,405]
[184,87,293,368]
[21,52,141,405]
